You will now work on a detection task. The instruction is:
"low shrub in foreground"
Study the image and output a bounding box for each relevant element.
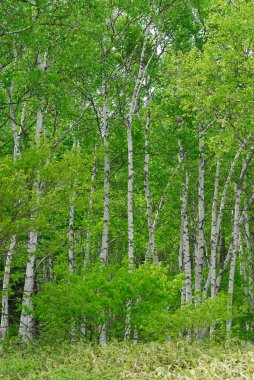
[1,340,254,379]
[32,262,242,343]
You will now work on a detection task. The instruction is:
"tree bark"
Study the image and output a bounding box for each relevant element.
[68,205,75,273]
[84,144,98,266]
[0,236,16,339]
[0,66,24,338]
[203,148,241,297]
[19,51,46,340]
[226,185,241,332]
[144,82,158,263]
[178,140,192,304]
[183,173,192,303]
[100,79,110,264]
[126,23,151,262]
[19,231,37,339]
[243,210,254,309]
[210,159,220,299]
[195,127,205,298]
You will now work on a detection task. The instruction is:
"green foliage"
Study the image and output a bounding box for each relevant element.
[170,293,232,340]
[34,262,182,342]
[34,263,240,343]
[1,0,254,347]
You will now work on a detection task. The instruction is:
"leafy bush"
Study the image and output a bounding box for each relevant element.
[33,262,238,343]
[34,262,182,342]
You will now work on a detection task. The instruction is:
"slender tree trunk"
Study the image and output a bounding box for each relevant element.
[8,82,21,161]
[19,188,40,339]
[19,231,37,339]
[243,210,254,309]
[210,159,220,299]
[99,74,110,344]
[178,140,192,304]
[127,123,134,262]
[68,205,75,273]
[19,51,46,340]
[203,149,241,297]
[125,115,135,337]
[214,194,254,296]
[100,79,110,263]
[126,24,150,262]
[84,144,97,266]
[144,83,158,263]
[216,149,241,246]
[238,232,248,298]
[178,166,192,340]
[243,210,254,333]
[179,172,192,304]
[0,236,16,339]
[224,151,254,320]
[0,68,23,338]
[209,160,220,337]
[68,203,76,343]
[214,159,254,296]
[179,211,185,307]
[124,20,155,342]
[226,185,241,333]
[81,146,97,338]
[195,127,205,298]
[183,173,192,303]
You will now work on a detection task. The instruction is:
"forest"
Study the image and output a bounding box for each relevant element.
[1,0,254,378]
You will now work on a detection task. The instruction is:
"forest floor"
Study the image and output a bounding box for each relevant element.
[0,340,254,379]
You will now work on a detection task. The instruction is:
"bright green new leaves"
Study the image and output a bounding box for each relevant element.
[34,262,183,342]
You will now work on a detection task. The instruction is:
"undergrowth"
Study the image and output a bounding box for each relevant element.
[0,340,254,379]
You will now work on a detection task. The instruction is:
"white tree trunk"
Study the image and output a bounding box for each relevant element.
[81,147,97,338]
[144,83,158,263]
[68,200,76,342]
[238,232,248,298]
[183,173,192,303]
[126,24,150,262]
[0,71,24,338]
[226,186,241,332]
[215,193,254,295]
[99,79,109,345]
[8,82,21,160]
[100,79,110,264]
[225,150,254,319]
[84,145,97,266]
[203,149,242,297]
[195,127,205,297]
[209,159,220,337]
[124,301,131,340]
[19,51,46,340]
[68,205,75,273]
[210,159,220,299]
[178,138,192,305]
[216,149,241,246]
[19,232,37,340]
[127,124,134,262]
[0,236,16,339]
[243,210,254,308]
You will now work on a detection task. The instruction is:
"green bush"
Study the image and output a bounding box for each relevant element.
[33,262,240,343]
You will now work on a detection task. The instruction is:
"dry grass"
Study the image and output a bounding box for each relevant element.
[0,341,254,379]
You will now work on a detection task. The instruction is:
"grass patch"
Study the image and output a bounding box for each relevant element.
[0,340,254,379]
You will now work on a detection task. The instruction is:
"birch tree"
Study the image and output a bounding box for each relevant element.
[0,47,24,339]
[19,51,47,340]
[195,126,205,299]
[144,80,158,263]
